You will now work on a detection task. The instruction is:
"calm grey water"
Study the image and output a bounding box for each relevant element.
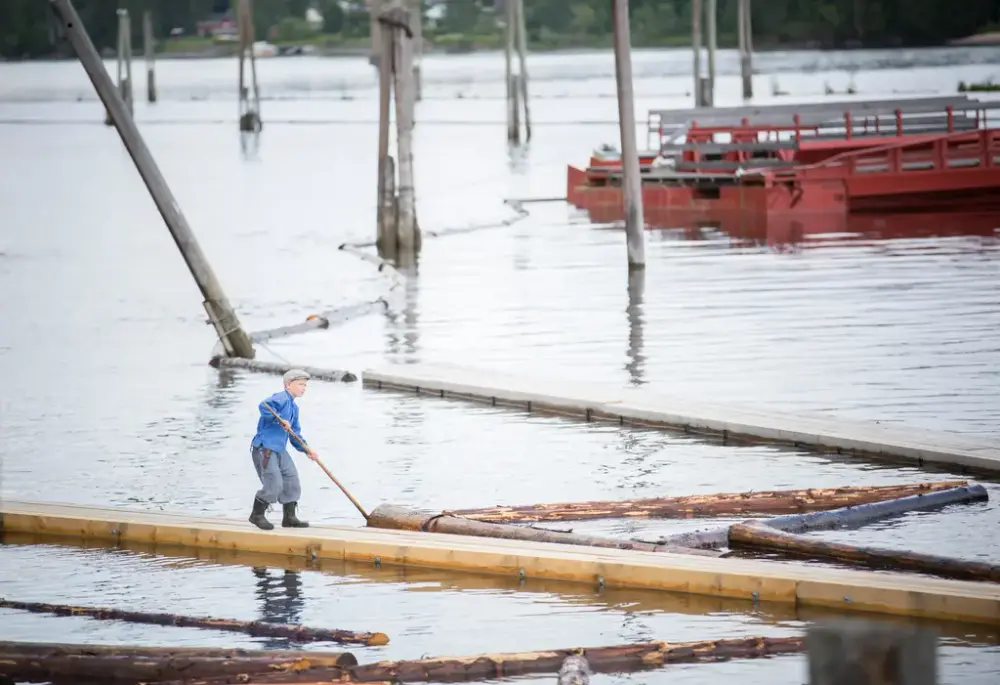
[1,46,999,683]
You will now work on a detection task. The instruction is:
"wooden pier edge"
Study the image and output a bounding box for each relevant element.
[360,364,1000,473]
[1,500,998,626]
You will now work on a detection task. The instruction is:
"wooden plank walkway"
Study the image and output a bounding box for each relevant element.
[2,500,998,626]
[361,364,1000,473]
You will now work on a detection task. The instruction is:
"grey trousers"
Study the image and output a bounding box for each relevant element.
[251,446,301,505]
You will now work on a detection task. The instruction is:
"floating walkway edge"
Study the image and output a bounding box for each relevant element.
[361,363,1000,473]
[1,500,998,626]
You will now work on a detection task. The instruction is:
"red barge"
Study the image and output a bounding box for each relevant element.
[566,95,1000,238]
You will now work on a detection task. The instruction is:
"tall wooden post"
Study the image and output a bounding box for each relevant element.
[237,0,262,132]
[611,0,645,269]
[504,0,519,143]
[368,0,381,66]
[409,0,422,102]
[740,0,754,99]
[105,9,133,125]
[49,0,256,359]
[691,0,704,107]
[514,0,531,141]
[806,620,937,685]
[705,0,717,107]
[391,4,420,251]
[376,13,396,255]
[143,10,156,103]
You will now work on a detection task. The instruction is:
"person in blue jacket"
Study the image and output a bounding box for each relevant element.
[249,369,318,530]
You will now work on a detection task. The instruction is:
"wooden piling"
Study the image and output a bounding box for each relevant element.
[0,641,356,685]
[0,599,387,645]
[143,10,156,103]
[49,0,256,360]
[409,0,422,102]
[514,0,531,141]
[389,3,420,252]
[376,10,396,256]
[505,0,520,143]
[366,504,723,557]
[705,0,717,107]
[611,0,646,269]
[445,481,975,523]
[237,0,262,132]
[738,0,753,99]
[211,357,357,382]
[691,0,703,107]
[806,620,937,685]
[105,9,133,125]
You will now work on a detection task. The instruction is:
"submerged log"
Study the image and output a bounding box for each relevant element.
[0,641,356,684]
[446,481,971,523]
[0,599,389,646]
[729,522,1000,583]
[366,504,724,557]
[170,635,804,684]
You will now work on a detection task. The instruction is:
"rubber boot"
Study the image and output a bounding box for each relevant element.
[282,502,309,528]
[249,497,274,530]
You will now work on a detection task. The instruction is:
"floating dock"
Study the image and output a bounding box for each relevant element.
[361,363,1000,473]
[2,500,998,626]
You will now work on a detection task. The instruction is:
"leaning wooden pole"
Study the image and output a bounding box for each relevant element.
[730,521,1000,583]
[0,599,388,645]
[161,635,804,684]
[49,0,256,360]
[0,641,357,685]
[611,0,646,269]
[366,504,722,556]
[447,481,973,523]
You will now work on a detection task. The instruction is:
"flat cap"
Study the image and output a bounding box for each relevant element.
[283,368,310,384]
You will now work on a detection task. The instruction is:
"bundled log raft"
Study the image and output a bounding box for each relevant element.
[0,599,389,646]
[729,522,1000,583]
[157,635,805,684]
[0,642,357,684]
[446,481,972,523]
[366,505,723,557]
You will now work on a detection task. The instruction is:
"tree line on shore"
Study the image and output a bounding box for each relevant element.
[2,0,998,59]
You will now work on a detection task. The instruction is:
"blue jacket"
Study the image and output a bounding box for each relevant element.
[251,390,308,454]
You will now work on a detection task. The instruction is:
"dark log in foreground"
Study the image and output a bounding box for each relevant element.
[0,641,356,684]
[0,599,388,646]
[366,504,724,557]
[651,484,989,550]
[170,635,804,684]
[729,522,1000,583]
[447,481,971,523]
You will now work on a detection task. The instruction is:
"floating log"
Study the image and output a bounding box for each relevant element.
[729,522,1000,583]
[0,599,388,646]
[366,504,724,557]
[650,484,989,550]
[763,484,988,534]
[166,636,805,684]
[447,481,972,523]
[0,641,356,684]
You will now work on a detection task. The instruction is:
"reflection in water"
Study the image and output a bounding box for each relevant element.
[507,141,530,174]
[625,268,646,386]
[383,256,421,364]
[252,566,304,649]
[240,131,262,160]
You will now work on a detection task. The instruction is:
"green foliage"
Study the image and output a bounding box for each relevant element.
[1,0,998,59]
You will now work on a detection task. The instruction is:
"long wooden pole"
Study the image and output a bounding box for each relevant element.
[504,0,518,142]
[143,10,156,103]
[0,601,388,645]
[706,0,717,106]
[611,0,646,268]
[692,0,702,106]
[376,9,395,254]
[49,0,256,360]
[390,5,420,252]
[515,0,531,141]
[263,403,370,521]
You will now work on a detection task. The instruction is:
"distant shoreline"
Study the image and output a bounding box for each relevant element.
[4,32,1000,64]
